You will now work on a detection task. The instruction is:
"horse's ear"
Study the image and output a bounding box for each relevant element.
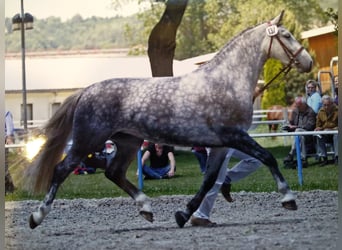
[270,10,285,26]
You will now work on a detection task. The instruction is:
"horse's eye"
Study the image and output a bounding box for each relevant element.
[283,32,291,39]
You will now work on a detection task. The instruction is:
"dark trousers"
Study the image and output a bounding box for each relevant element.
[5,147,15,194]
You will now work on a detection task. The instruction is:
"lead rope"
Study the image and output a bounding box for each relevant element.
[253,63,292,102]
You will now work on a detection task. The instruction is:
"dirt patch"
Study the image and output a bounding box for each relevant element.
[5,190,337,250]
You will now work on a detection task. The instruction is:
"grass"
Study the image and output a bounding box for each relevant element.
[5,125,337,201]
[5,142,338,202]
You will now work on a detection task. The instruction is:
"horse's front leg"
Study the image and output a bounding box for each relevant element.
[175,147,229,228]
[214,127,297,210]
[268,165,297,210]
[29,156,78,229]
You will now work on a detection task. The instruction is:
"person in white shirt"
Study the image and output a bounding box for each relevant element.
[306,80,322,114]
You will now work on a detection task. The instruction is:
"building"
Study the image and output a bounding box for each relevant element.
[5,51,196,128]
[301,24,338,94]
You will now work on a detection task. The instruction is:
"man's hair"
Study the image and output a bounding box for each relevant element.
[306,80,317,87]
[295,96,306,104]
[321,95,333,103]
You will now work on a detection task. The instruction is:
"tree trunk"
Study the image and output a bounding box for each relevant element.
[148,0,188,77]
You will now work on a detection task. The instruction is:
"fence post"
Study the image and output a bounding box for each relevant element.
[137,149,143,190]
[295,135,303,186]
[282,107,289,145]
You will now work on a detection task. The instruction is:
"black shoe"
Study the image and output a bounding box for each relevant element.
[284,160,296,169]
[283,154,293,163]
[319,157,329,167]
[301,159,308,168]
[221,183,233,202]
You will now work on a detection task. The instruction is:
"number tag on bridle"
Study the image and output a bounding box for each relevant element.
[266,25,278,37]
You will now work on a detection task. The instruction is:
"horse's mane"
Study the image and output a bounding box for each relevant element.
[202,22,266,69]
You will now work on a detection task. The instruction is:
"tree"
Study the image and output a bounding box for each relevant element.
[262,59,287,109]
[175,1,213,59]
[147,0,188,76]
[325,7,338,34]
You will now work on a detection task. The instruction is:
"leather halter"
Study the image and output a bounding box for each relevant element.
[253,23,305,102]
[266,25,305,68]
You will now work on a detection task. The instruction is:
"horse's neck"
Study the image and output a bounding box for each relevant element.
[202,24,267,87]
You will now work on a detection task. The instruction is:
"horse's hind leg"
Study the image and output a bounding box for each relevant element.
[218,127,297,210]
[175,147,229,228]
[104,134,153,222]
[29,154,82,229]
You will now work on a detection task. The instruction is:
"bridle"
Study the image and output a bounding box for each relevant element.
[253,22,305,101]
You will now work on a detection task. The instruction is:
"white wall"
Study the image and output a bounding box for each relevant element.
[5,90,76,128]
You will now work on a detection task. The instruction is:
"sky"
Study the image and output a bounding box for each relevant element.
[5,0,148,20]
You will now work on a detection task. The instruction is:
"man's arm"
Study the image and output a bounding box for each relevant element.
[167,152,176,177]
[141,151,151,166]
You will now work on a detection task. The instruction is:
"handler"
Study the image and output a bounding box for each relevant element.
[190,148,262,226]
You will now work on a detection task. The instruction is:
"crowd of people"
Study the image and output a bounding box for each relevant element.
[283,78,338,167]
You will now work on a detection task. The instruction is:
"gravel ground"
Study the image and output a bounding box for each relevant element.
[5,190,337,250]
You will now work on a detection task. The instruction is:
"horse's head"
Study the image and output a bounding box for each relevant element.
[263,10,313,73]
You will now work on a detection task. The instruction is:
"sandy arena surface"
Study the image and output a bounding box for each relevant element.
[5,190,337,250]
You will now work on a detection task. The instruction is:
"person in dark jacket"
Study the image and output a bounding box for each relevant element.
[191,147,208,174]
[283,96,316,167]
[141,143,176,179]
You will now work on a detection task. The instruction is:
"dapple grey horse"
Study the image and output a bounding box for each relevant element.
[25,11,312,229]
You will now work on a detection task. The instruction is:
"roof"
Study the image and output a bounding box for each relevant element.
[301,25,336,39]
[180,52,217,66]
[5,53,215,91]
[5,56,151,91]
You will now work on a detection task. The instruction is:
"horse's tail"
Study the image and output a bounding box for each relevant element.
[24,90,82,194]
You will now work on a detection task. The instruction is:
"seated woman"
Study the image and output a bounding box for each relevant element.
[141,143,176,179]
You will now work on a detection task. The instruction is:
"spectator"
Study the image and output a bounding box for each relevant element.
[141,143,176,179]
[314,95,338,166]
[333,75,338,105]
[5,111,15,193]
[283,96,316,168]
[191,147,208,174]
[306,80,322,113]
[101,140,117,167]
[73,161,96,175]
[73,139,117,174]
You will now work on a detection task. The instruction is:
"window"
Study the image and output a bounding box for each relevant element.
[51,102,61,116]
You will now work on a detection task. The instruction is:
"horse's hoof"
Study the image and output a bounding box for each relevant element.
[282,200,298,210]
[139,211,154,223]
[29,214,39,229]
[175,211,190,228]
